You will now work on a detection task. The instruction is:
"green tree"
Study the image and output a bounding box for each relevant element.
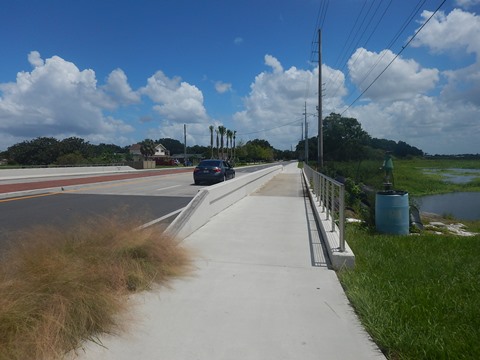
[248,139,273,149]
[187,145,209,160]
[7,137,60,165]
[323,113,370,162]
[56,151,88,165]
[59,137,93,159]
[394,140,423,157]
[140,139,156,160]
[242,139,274,162]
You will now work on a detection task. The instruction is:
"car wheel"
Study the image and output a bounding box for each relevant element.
[194,180,200,185]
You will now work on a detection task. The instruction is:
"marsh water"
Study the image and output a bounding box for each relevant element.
[415,192,480,220]
[423,168,480,184]
[417,168,480,220]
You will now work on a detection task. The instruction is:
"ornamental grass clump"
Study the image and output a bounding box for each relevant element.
[0,215,192,360]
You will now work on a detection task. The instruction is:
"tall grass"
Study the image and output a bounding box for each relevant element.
[339,225,480,359]
[0,215,192,360]
[325,158,480,196]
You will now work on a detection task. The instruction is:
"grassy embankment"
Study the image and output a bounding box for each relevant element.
[335,158,480,359]
[0,215,192,360]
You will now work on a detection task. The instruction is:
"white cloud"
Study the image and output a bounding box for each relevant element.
[311,8,480,155]
[140,71,209,123]
[455,0,480,9]
[234,37,244,45]
[104,69,141,105]
[0,52,134,149]
[233,56,329,149]
[409,8,480,108]
[412,9,480,55]
[215,81,232,94]
[347,48,439,102]
[28,51,44,67]
[264,54,284,74]
[348,95,480,155]
[339,6,480,155]
[146,122,210,149]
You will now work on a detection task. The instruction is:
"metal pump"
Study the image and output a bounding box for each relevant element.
[380,151,394,191]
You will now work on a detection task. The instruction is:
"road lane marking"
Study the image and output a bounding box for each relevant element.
[0,191,63,203]
[156,185,182,191]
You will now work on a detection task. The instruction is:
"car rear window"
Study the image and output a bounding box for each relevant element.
[199,160,221,167]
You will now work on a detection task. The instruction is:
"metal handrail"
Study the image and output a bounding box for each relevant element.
[304,164,345,252]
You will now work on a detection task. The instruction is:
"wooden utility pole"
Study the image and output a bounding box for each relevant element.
[317,28,323,170]
[301,121,304,160]
[304,102,309,164]
[184,124,187,165]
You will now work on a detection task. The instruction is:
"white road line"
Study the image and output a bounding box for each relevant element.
[156,185,182,191]
[136,207,185,230]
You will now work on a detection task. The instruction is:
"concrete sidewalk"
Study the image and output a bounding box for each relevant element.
[73,163,384,360]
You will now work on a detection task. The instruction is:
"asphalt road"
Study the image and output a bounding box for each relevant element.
[0,171,196,249]
[0,163,283,250]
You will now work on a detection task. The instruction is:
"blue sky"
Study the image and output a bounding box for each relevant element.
[1,0,479,155]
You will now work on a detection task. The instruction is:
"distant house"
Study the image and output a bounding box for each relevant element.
[129,143,170,161]
[153,144,170,157]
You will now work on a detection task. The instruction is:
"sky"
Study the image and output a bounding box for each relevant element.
[0,0,479,155]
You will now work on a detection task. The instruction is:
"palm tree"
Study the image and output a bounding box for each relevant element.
[226,129,233,159]
[218,126,226,159]
[215,129,219,158]
[209,125,214,158]
[225,129,230,159]
[233,130,237,160]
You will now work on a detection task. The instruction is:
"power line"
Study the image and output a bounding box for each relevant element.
[327,0,392,100]
[237,118,304,136]
[310,0,329,62]
[341,0,447,115]
[350,0,427,94]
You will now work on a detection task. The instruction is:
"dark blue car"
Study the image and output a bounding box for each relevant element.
[193,159,235,185]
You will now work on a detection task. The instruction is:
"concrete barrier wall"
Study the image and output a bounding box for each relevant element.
[165,165,283,242]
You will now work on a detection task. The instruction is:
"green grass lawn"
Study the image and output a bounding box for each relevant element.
[339,226,480,359]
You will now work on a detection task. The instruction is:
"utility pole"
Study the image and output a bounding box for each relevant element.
[184,124,187,165]
[303,102,309,164]
[301,121,304,160]
[317,28,323,170]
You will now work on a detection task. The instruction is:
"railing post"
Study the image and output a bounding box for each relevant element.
[321,176,326,213]
[339,185,345,252]
[331,183,335,231]
[303,166,346,253]
[325,180,330,220]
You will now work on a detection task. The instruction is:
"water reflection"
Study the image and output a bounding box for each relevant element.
[416,192,480,220]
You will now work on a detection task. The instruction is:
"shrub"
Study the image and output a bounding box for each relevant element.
[0,215,192,360]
